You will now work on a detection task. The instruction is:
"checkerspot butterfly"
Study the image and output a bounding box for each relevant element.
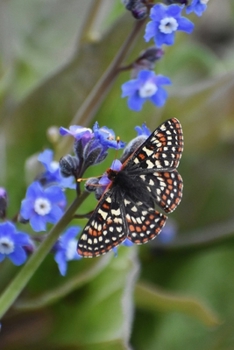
[78,118,183,258]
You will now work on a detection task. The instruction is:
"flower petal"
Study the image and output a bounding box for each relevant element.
[54,250,67,276]
[9,246,27,266]
[155,31,175,47]
[30,214,47,232]
[121,80,139,97]
[144,21,157,42]
[150,4,167,21]
[45,186,66,203]
[20,199,33,220]
[47,206,63,223]
[128,94,144,112]
[177,17,194,33]
[167,4,182,18]
[150,87,168,107]
[13,233,31,245]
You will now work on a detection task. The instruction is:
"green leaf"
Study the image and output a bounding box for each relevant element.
[135,281,220,327]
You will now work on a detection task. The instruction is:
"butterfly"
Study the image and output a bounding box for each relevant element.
[77,118,183,258]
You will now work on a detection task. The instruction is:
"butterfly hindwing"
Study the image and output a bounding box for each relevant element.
[139,170,183,213]
[122,196,167,244]
[77,188,127,257]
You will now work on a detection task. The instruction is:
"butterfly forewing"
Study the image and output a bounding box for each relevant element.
[123,197,167,244]
[77,189,127,257]
[127,118,183,171]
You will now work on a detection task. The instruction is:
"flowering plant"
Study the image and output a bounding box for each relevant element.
[1,1,233,349]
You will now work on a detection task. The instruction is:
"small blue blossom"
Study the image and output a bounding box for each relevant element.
[97,160,123,198]
[186,0,208,17]
[135,123,151,137]
[144,4,194,47]
[93,122,125,150]
[59,125,93,141]
[38,149,75,189]
[20,181,66,232]
[122,70,171,111]
[0,222,32,265]
[99,160,122,187]
[54,226,82,276]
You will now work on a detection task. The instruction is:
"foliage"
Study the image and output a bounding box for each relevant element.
[0,1,234,349]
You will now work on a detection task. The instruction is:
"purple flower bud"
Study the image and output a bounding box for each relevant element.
[132,47,165,78]
[0,188,8,219]
[120,135,147,163]
[125,0,148,20]
[82,139,108,171]
[85,177,99,193]
[164,0,188,5]
[59,155,80,178]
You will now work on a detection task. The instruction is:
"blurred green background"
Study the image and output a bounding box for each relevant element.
[0,1,234,349]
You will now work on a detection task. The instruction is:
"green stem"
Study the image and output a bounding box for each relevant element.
[0,191,89,320]
[56,18,146,158]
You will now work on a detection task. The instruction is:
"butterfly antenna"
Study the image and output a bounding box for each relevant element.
[77,175,102,183]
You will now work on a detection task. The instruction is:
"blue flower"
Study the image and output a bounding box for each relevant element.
[20,181,66,232]
[95,160,123,199]
[38,149,75,189]
[54,226,82,276]
[121,70,171,111]
[144,4,194,47]
[59,125,93,142]
[0,222,32,265]
[135,123,151,137]
[99,160,122,188]
[186,0,208,16]
[93,122,125,150]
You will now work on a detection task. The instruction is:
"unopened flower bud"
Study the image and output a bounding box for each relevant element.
[120,136,147,163]
[59,155,80,177]
[85,178,99,193]
[82,140,108,171]
[124,0,148,20]
[132,47,164,77]
[164,0,188,5]
[0,187,8,219]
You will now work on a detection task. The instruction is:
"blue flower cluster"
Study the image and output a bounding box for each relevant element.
[121,1,208,111]
[0,122,128,274]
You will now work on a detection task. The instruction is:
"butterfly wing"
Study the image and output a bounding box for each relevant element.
[78,118,183,257]
[77,188,127,257]
[122,196,167,244]
[126,118,183,171]
[139,170,183,213]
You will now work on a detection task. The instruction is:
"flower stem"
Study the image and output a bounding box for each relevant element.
[56,18,146,159]
[0,191,89,320]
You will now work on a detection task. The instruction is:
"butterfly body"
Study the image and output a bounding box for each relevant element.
[78,118,183,258]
